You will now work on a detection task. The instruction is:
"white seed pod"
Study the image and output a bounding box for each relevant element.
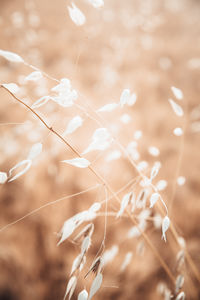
[89,202,101,212]
[88,0,104,9]
[78,289,88,300]
[134,130,142,140]
[57,218,76,246]
[136,189,148,209]
[177,237,186,249]
[148,146,160,157]
[120,252,133,272]
[130,192,136,212]
[150,162,161,180]
[85,257,102,278]
[70,254,83,275]
[120,89,130,107]
[176,291,185,300]
[97,103,118,112]
[83,128,111,154]
[64,276,77,300]
[63,116,83,136]
[0,49,24,63]
[127,226,140,238]
[68,3,86,26]
[79,255,86,272]
[25,71,43,82]
[150,193,160,208]
[127,93,137,106]
[176,250,185,271]
[102,245,118,266]
[74,223,94,242]
[61,158,90,168]
[171,86,183,100]
[0,172,7,184]
[51,91,77,107]
[175,274,184,294]
[106,150,121,162]
[2,83,20,94]
[173,127,183,136]
[116,192,132,218]
[88,273,103,300]
[8,159,32,182]
[162,216,170,242]
[140,176,151,187]
[168,99,184,117]
[156,180,167,191]
[164,288,172,300]
[31,96,50,109]
[120,113,131,124]
[51,79,71,93]
[81,236,91,255]
[27,143,42,160]
[177,176,186,186]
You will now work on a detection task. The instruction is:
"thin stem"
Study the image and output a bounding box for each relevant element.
[0,184,100,233]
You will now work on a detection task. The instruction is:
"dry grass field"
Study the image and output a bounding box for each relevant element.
[0,0,200,299]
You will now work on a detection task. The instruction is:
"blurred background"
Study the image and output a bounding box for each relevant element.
[0,0,200,299]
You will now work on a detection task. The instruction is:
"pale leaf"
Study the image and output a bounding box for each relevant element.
[8,160,32,182]
[168,99,184,117]
[88,273,103,300]
[162,216,170,242]
[62,158,90,168]
[68,3,86,26]
[0,49,24,63]
[0,172,7,184]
